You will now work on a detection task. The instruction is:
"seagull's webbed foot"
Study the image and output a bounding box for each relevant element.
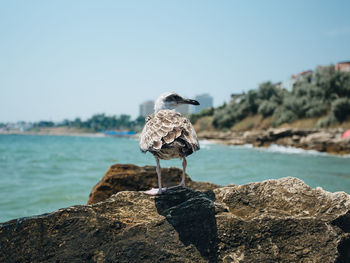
[143,187,167,195]
[167,182,185,190]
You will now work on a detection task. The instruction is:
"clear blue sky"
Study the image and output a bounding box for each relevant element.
[1,0,349,122]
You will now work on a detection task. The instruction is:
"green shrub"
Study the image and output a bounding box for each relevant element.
[212,64,350,129]
[331,98,350,122]
[246,90,259,114]
[292,83,324,99]
[316,115,336,128]
[304,100,328,117]
[189,107,214,124]
[257,82,279,100]
[314,65,350,99]
[258,100,278,117]
[213,108,235,128]
[273,107,298,126]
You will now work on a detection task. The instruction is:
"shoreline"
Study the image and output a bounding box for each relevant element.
[2,127,350,155]
[0,131,106,137]
[197,127,350,156]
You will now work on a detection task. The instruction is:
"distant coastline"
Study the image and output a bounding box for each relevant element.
[2,126,350,156]
[0,127,105,137]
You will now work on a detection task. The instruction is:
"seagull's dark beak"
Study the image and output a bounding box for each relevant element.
[183,99,200,106]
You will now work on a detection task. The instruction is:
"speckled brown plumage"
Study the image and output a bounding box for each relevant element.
[139,109,200,160]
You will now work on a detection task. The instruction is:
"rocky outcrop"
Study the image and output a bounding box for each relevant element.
[1,177,349,262]
[198,128,350,155]
[88,164,220,204]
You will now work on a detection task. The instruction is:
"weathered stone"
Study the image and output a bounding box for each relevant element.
[268,127,293,138]
[243,130,265,144]
[199,129,350,155]
[88,164,219,205]
[302,132,334,143]
[1,177,349,263]
[275,137,294,146]
[292,134,301,142]
[227,138,246,145]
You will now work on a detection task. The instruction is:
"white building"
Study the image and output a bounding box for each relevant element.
[191,94,213,114]
[139,100,154,117]
[281,78,296,91]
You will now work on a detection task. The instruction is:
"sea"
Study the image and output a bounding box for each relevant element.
[1,134,350,223]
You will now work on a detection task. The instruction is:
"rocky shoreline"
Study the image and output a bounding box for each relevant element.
[198,128,350,155]
[1,164,350,262]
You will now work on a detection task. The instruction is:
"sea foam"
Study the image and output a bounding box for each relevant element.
[263,144,350,158]
[231,143,350,158]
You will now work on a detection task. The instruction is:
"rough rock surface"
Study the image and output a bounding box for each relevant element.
[88,164,220,204]
[1,177,350,263]
[198,128,350,155]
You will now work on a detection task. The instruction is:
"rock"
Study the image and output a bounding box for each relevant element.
[197,130,235,141]
[1,177,349,262]
[292,134,301,142]
[227,138,246,145]
[268,127,293,138]
[275,137,295,146]
[88,164,220,205]
[298,131,350,154]
[198,129,350,155]
[301,132,335,143]
[242,130,265,144]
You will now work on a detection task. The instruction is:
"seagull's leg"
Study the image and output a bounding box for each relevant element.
[180,157,186,187]
[168,157,186,189]
[156,157,163,193]
[144,157,167,195]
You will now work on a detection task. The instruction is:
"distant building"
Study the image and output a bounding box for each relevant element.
[274,82,282,88]
[281,78,296,91]
[139,100,154,117]
[191,94,214,114]
[335,61,350,72]
[282,70,313,91]
[2,121,33,132]
[292,70,313,80]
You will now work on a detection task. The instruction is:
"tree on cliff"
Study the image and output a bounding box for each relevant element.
[213,81,284,128]
[210,65,350,129]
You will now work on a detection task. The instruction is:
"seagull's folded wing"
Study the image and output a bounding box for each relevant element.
[139,110,199,153]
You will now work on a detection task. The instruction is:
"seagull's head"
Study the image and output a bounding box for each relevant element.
[154,92,200,112]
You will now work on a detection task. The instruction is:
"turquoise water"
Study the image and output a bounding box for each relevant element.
[0,134,349,222]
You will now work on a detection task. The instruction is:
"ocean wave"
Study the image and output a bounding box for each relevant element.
[237,144,254,148]
[199,140,216,149]
[199,139,216,145]
[232,144,350,158]
[263,144,350,158]
[264,144,327,156]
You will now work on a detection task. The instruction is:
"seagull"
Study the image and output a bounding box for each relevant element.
[139,92,200,195]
